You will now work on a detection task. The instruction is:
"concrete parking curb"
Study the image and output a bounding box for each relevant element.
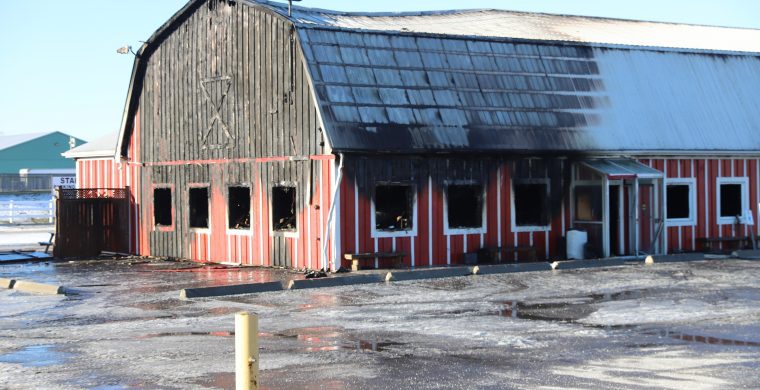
[175,252,722,297]
[551,259,627,270]
[287,274,385,290]
[732,250,760,260]
[1,278,15,289]
[12,280,65,295]
[180,281,287,299]
[652,253,706,263]
[385,267,471,282]
[473,262,553,275]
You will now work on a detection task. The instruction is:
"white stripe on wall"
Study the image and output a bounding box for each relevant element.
[497,166,502,247]
[428,175,433,266]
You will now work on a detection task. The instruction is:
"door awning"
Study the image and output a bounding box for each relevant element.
[581,159,663,180]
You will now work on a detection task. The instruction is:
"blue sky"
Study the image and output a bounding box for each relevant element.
[1,0,759,142]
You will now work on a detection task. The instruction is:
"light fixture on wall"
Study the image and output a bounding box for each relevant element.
[116,45,137,56]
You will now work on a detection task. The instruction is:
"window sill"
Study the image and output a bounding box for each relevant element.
[665,219,696,227]
[271,230,299,238]
[512,225,551,233]
[717,216,746,225]
[445,227,487,235]
[372,229,416,238]
[227,228,253,236]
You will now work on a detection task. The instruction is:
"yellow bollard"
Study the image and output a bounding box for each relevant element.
[235,312,259,390]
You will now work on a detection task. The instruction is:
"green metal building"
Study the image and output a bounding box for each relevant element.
[0,131,85,174]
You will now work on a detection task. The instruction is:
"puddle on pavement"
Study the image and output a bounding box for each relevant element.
[127,300,193,311]
[641,329,760,347]
[194,372,235,389]
[138,331,234,339]
[424,278,471,291]
[495,289,759,348]
[0,344,71,367]
[274,326,403,353]
[495,289,652,323]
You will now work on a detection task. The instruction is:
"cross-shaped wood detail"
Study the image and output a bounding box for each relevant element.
[199,74,235,149]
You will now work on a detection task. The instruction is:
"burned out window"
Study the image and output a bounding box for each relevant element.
[153,187,172,227]
[228,186,250,229]
[446,184,484,230]
[513,181,549,227]
[272,185,296,231]
[666,180,695,224]
[375,184,413,231]
[189,187,209,228]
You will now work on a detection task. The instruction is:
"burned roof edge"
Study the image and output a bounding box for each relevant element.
[295,24,760,59]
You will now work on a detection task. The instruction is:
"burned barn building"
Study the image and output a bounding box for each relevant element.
[66,0,760,269]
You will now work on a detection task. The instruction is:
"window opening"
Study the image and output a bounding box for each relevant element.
[514,182,549,226]
[375,185,413,231]
[666,185,690,220]
[574,185,602,222]
[189,187,209,228]
[719,184,742,218]
[272,186,297,231]
[228,186,250,229]
[153,188,172,227]
[447,184,483,229]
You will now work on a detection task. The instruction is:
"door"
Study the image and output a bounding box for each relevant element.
[609,185,620,256]
[639,184,654,253]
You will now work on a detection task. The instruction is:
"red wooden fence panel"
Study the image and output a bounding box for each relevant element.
[54,188,130,258]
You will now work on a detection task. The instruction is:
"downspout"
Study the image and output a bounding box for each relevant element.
[322,153,344,271]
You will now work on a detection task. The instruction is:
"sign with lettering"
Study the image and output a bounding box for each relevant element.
[52,176,76,195]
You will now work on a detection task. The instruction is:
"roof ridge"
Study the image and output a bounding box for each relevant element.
[249,0,760,32]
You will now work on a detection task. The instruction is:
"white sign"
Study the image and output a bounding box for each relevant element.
[52,176,76,195]
[746,210,754,226]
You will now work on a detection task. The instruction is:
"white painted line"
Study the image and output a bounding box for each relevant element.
[497,166,502,247]
[354,180,359,253]
[428,175,433,266]
[446,235,451,265]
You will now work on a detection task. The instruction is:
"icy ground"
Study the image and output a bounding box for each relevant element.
[0,259,758,389]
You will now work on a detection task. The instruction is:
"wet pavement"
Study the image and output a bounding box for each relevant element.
[0,258,758,389]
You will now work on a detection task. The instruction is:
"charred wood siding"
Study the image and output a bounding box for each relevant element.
[132,2,328,267]
[338,156,570,267]
[138,3,323,162]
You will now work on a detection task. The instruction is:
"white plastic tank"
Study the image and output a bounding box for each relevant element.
[566,230,588,260]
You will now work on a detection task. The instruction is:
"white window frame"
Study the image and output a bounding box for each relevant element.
[716,177,749,225]
[443,180,487,235]
[511,178,551,232]
[664,178,696,227]
[371,182,418,238]
[270,182,299,238]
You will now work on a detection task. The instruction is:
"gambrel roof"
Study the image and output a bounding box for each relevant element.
[117,0,760,156]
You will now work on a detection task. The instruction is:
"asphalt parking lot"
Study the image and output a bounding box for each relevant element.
[0,257,758,389]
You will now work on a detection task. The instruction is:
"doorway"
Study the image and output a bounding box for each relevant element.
[609,184,620,256]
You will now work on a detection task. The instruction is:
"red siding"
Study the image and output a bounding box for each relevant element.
[78,143,760,266]
[337,157,760,267]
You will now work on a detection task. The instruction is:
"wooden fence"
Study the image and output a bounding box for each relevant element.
[54,188,130,258]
